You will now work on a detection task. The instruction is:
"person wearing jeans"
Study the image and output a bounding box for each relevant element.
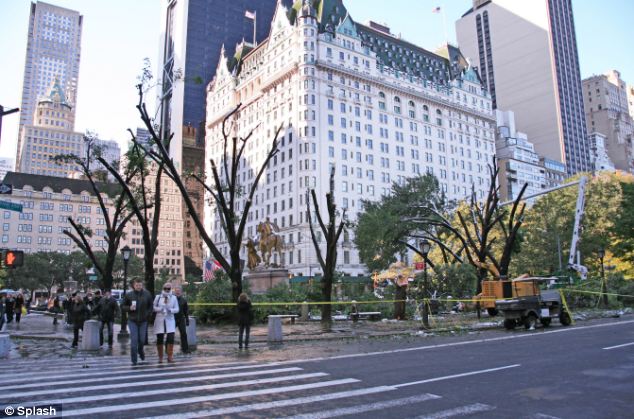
[98,290,119,347]
[121,279,153,366]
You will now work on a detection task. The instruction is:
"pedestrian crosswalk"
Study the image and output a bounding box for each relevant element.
[0,355,498,418]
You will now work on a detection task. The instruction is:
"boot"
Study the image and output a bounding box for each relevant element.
[167,344,175,363]
[157,344,164,364]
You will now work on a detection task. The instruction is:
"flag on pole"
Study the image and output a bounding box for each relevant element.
[245,10,256,20]
[432,6,442,13]
[203,259,222,281]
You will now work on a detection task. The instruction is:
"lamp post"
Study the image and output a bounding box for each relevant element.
[598,248,607,307]
[420,239,431,328]
[118,245,132,339]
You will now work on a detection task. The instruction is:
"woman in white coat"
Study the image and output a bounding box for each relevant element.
[153,283,179,363]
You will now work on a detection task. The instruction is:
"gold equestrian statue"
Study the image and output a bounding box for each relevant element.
[256,218,284,267]
[245,238,261,271]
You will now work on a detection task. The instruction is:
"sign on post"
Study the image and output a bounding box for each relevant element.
[0,200,22,212]
[0,184,12,194]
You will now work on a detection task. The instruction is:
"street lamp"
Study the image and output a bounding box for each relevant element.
[598,248,607,307]
[118,245,132,339]
[420,239,431,328]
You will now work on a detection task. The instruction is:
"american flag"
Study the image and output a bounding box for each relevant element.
[203,259,222,281]
[245,10,256,20]
[432,6,442,13]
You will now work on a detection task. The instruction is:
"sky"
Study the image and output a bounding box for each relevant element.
[1,0,633,163]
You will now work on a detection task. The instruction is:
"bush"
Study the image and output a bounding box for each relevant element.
[192,272,243,324]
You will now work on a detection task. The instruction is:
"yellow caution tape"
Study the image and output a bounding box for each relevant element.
[560,289,634,298]
[559,290,575,325]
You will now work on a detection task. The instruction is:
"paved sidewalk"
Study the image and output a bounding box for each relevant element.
[2,308,631,362]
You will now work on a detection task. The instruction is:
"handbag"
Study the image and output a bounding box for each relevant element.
[149,296,159,324]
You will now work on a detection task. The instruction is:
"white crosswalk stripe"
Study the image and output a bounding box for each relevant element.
[0,357,501,418]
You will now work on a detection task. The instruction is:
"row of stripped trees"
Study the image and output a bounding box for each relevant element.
[354,157,529,314]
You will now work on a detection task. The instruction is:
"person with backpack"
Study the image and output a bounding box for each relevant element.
[237,293,253,350]
[153,283,179,363]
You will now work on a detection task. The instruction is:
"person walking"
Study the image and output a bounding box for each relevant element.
[98,290,119,347]
[14,293,25,325]
[49,294,61,325]
[4,294,15,324]
[237,293,253,350]
[174,287,190,354]
[121,279,153,366]
[70,293,90,348]
[153,283,179,363]
[0,294,6,332]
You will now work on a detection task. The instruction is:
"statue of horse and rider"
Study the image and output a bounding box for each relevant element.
[245,218,284,269]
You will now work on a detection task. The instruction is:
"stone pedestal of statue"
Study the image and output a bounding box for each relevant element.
[244,267,290,294]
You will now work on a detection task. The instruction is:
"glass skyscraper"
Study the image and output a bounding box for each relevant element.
[159,0,278,156]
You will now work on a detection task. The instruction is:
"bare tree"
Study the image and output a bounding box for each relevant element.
[306,168,347,324]
[53,151,138,291]
[97,143,164,295]
[415,157,528,293]
[133,85,281,301]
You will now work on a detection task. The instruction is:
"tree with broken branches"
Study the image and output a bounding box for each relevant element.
[97,143,165,295]
[306,168,347,324]
[53,150,138,291]
[416,157,528,293]
[132,82,281,302]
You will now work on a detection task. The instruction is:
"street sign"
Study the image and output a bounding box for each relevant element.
[0,184,12,194]
[0,200,22,212]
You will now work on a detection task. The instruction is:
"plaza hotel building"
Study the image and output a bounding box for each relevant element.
[205,0,496,277]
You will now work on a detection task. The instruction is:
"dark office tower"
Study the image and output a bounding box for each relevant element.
[158,0,278,164]
[456,0,591,175]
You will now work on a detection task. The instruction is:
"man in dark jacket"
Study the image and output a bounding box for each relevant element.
[70,294,90,348]
[4,294,15,324]
[121,278,153,365]
[174,287,190,354]
[98,290,119,347]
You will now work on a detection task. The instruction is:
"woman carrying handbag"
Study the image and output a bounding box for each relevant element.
[153,283,179,363]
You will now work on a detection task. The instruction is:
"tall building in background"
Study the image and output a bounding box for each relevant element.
[158,0,278,277]
[15,1,83,171]
[158,0,277,164]
[582,70,634,173]
[456,0,591,175]
[0,158,15,181]
[17,79,84,177]
[205,1,495,276]
[495,110,545,202]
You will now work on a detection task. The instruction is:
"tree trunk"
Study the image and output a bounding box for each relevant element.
[394,285,407,320]
[230,267,243,303]
[321,272,333,325]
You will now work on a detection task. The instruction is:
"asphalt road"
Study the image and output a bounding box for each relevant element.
[1,316,633,418]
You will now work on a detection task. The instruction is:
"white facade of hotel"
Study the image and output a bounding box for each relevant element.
[203,4,496,277]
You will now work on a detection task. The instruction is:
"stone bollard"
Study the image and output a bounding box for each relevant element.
[186,316,197,349]
[0,334,10,358]
[267,315,283,343]
[80,320,101,351]
[300,302,309,322]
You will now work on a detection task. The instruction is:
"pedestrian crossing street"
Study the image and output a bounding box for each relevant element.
[0,355,498,418]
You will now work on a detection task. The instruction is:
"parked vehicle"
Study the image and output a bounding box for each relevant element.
[495,277,572,330]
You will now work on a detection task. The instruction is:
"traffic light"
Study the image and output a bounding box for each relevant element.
[3,250,24,268]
